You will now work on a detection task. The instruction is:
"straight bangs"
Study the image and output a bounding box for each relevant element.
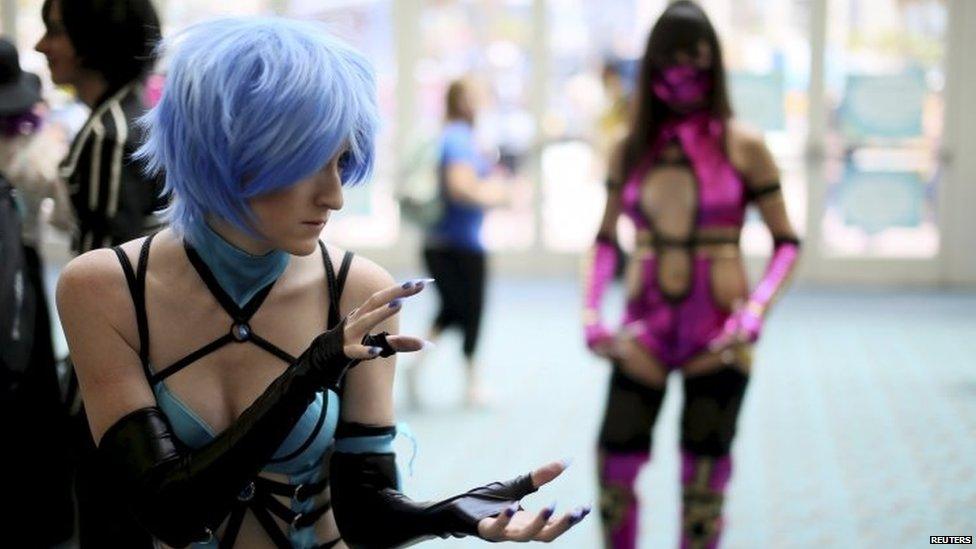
[136,17,378,237]
[646,10,714,68]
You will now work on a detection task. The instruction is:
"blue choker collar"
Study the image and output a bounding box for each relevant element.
[185,222,290,308]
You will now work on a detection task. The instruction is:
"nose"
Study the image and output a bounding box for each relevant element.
[314,168,343,211]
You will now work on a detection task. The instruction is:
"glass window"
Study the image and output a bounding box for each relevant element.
[540,0,666,252]
[698,0,811,253]
[821,0,946,258]
[413,0,537,251]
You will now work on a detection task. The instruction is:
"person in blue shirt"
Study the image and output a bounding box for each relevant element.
[415,79,512,408]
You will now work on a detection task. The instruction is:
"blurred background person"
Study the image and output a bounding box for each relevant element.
[406,78,515,409]
[582,2,799,547]
[35,0,162,255]
[0,35,74,547]
[595,58,632,166]
[34,0,162,545]
[0,0,970,546]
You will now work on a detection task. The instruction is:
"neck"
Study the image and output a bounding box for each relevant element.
[74,72,111,108]
[186,219,290,308]
[207,216,275,256]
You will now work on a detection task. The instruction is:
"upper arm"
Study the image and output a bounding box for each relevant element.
[442,127,481,202]
[736,127,797,240]
[598,144,626,239]
[56,249,156,443]
[333,253,398,426]
[444,162,480,203]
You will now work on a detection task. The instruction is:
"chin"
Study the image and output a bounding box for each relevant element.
[285,238,320,257]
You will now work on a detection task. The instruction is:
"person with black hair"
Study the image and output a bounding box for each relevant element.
[35,1,163,545]
[582,2,801,548]
[35,0,162,254]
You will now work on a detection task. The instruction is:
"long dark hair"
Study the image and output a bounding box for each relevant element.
[621,1,732,179]
[42,0,161,91]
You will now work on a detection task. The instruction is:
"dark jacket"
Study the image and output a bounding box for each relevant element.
[60,82,161,253]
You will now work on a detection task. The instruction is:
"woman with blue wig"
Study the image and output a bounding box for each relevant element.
[56,17,588,548]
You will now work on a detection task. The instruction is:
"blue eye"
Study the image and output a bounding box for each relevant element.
[337,151,352,171]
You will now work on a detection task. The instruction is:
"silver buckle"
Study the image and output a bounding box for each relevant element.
[293,483,305,500]
[196,527,214,543]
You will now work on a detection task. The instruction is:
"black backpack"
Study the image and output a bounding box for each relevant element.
[0,176,36,395]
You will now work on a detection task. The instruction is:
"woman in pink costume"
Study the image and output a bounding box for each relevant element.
[583,3,800,548]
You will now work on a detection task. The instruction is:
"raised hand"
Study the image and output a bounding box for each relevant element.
[340,278,432,360]
[477,461,591,543]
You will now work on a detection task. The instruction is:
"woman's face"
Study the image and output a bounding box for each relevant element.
[35,0,83,86]
[665,39,713,70]
[247,149,348,256]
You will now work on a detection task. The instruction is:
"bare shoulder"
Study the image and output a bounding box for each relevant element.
[56,238,145,341]
[57,247,125,310]
[728,118,766,151]
[322,244,395,317]
[728,118,777,183]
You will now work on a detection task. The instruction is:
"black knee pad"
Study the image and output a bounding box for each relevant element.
[680,368,748,456]
[598,366,666,453]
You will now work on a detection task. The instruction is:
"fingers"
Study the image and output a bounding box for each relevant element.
[345,279,432,338]
[343,336,428,361]
[529,461,565,489]
[355,279,431,319]
[534,505,592,542]
[384,335,427,353]
[343,343,386,361]
[345,299,404,338]
[509,502,556,542]
[478,503,519,540]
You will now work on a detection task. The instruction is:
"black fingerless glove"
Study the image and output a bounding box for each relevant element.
[96,321,356,547]
[331,450,538,548]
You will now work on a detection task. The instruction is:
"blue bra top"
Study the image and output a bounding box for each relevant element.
[112,231,355,548]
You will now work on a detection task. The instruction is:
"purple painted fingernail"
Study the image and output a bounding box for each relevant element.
[401,280,414,289]
[505,503,518,517]
[369,346,382,356]
[389,299,402,309]
[542,502,556,518]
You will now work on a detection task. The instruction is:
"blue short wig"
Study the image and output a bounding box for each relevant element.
[136,17,378,237]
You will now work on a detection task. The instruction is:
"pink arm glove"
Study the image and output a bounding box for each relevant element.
[721,237,800,343]
[583,235,618,350]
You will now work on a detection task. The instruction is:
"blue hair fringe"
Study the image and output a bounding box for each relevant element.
[134,17,378,239]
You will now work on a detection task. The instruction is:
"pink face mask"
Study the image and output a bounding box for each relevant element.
[651,65,712,110]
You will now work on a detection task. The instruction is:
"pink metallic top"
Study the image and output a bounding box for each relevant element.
[621,111,748,231]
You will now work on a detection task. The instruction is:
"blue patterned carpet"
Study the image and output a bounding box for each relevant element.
[46,267,976,548]
[391,280,976,549]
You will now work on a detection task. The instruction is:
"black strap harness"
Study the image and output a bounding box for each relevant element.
[112,235,353,548]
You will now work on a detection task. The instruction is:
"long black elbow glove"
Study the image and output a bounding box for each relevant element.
[331,450,538,548]
[96,321,359,547]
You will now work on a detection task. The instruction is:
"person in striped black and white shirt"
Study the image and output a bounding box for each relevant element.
[36,0,163,254]
[35,2,163,546]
